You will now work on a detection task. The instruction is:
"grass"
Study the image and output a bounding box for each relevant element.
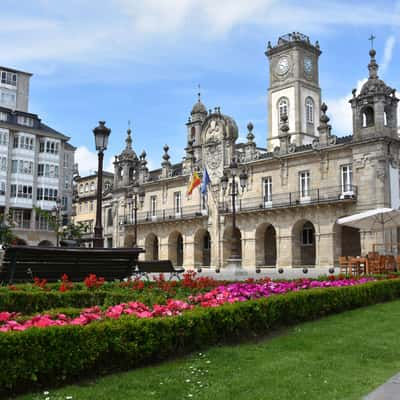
[16,300,400,400]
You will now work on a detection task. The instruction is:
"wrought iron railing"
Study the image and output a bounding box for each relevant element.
[219,185,357,214]
[120,205,208,225]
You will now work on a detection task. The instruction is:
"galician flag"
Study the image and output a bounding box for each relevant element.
[201,168,211,194]
[187,171,201,195]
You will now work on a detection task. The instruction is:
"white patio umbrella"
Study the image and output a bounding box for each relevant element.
[337,208,400,252]
[337,208,400,231]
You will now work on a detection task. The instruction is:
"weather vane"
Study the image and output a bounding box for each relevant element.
[197,84,201,101]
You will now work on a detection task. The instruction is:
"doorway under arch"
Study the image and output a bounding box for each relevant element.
[292,220,316,267]
[145,233,159,261]
[168,231,184,266]
[194,229,211,268]
[255,223,277,266]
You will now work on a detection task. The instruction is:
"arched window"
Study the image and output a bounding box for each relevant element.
[361,107,374,128]
[79,184,83,194]
[190,126,196,140]
[306,97,314,124]
[384,111,388,126]
[278,98,289,123]
[84,183,89,192]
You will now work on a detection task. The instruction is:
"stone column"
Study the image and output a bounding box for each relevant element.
[159,237,169,262]
[184,238,195,270]
[241,236,256,271]
[277,228,293,268]
[316,232,336,268]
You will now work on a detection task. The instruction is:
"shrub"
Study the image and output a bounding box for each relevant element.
[1,278,400,396]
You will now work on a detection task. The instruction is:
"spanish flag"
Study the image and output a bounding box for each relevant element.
[187,171,201,195]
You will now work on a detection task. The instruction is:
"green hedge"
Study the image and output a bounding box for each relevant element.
[0,290,159,314]
[1,279,400,396]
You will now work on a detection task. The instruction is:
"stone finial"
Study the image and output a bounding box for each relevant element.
[315,40,320,50]
[320,103,330,125]
[267,41,272,50]
[161,144,172,177]
[368,47,379,79]
[280,114,290,135]
[162,144,170,163]
[317,102,334,146]
[352,88,357,98]
[140,150,147,167]
[246,122,255,143]
[125,126,132,150]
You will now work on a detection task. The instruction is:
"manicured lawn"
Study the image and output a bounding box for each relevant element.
[17,300,400,400]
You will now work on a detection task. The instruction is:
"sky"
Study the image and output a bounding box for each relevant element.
[2,0,400,175]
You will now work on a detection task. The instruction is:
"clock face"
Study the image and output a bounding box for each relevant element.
[304,57,313,74]
[276,56,289,75]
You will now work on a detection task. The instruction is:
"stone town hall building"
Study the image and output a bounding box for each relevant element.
[102,32,399,270]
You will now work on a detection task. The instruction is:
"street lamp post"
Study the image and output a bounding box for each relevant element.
[220,158,248,275]
[132,182,145,246]
[51,197,62,247]
[93,121,111,248]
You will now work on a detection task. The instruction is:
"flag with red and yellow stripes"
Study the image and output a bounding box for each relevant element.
[187,171,201,195]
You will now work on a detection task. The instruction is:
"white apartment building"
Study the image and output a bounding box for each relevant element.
[0,66,76,245]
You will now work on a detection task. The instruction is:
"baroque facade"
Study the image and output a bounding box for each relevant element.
[0,66,76,245]
[103,33,400,270]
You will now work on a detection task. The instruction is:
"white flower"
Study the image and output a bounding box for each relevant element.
[65,397,73,400]
[43,392,49,395]
[186,379,191,383]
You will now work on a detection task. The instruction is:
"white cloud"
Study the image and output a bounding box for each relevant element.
[380,35,396,74]
[326,79,367,136]
[1,0,400,68]
[75,146,114,177]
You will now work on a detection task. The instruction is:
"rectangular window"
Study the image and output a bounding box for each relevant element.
[150,196,157,217]
[1,157,6,171]
[39,141,45,153]
[13,135,19,148]
[64,175,70,189]
[299,171,310,199]
[1,71,17,86]
[17,116,34,127]
[263,176,272,204]
[10,184,16,197]
[0,112,7,122]
[62,197,68,210]
[38,164,44,176]
[174,192,182,214]
[11,160,17,173]
[0,182,5,195]
[341,164,353,193]
[0,89,16,108]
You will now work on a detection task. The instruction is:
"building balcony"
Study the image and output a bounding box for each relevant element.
[219,185,358,214]
[120,205,208,225]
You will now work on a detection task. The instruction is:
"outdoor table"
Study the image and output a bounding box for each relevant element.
[348,256,369,276]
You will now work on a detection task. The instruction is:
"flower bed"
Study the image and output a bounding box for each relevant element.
[1,278,400,397]
[0,276,375,332]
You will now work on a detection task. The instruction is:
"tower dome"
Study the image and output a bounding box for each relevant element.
[191,100,207,115]
[190,90,207,119]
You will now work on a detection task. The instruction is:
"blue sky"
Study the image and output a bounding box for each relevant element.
[2,0,400,174]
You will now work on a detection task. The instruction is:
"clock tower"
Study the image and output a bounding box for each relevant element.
[265,32,322,151]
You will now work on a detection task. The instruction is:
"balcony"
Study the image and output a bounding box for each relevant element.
[219,185,357,214]
[120,205,208,225]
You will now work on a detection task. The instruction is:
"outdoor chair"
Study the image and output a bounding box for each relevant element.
[339,256,350,274]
